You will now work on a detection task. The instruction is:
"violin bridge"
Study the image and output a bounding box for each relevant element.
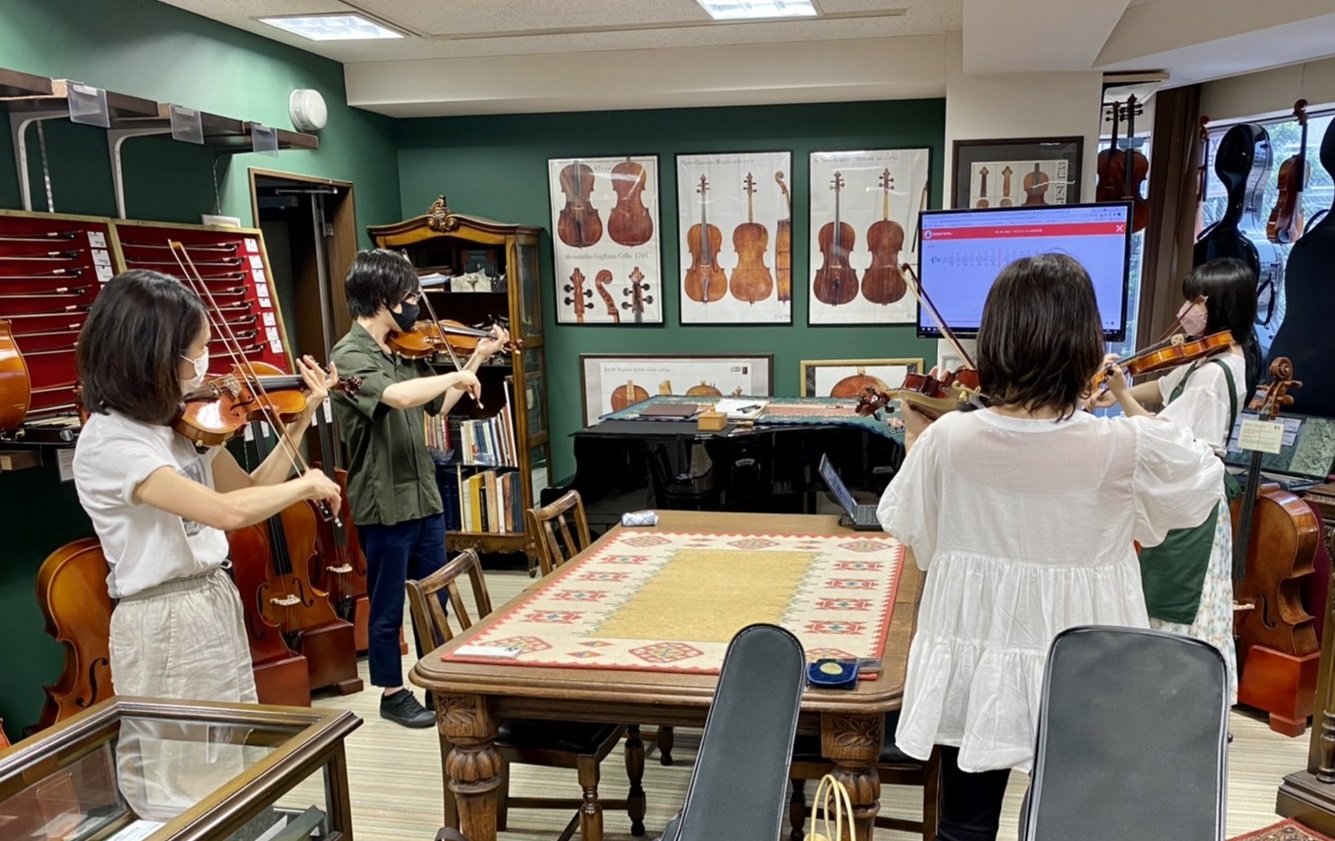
[269,594,301,607]
[326,563,354,574]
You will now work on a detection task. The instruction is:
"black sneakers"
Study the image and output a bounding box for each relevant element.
[380,689,435,728]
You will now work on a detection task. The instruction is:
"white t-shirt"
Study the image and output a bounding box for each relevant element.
[1156,351,1246,454]
[74,411,229,599]
[877,408,1222,773]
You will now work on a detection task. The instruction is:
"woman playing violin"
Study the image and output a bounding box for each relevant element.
[1092,257,1260,702]
[72,270,342,705]
[876,254,1223,841]
[329,249,508,728]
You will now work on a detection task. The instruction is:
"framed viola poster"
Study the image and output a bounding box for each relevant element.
[547,155,663,325]
[799,358,923,398]
[579,353,773,425]
[951,137,1083,210]
[675,151,792,325]
[807,148,931,326]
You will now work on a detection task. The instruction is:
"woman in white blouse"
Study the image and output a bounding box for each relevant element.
[878,253,1223,841]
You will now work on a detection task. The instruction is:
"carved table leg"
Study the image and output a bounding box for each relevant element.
[437,695,502,841]
[625,725,647,836]
[821,712,884,841]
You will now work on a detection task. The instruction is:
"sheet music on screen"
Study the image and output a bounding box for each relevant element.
[917,202,1132,339]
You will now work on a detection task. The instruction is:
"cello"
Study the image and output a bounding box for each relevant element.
[729,173,773,303]
[0,318,32,432]
[310,405,371,649]
[812,172,858,306]
[557,160,603,249]
[1230,358,1320,734]
[1267,100,1310,245]
[608,158,653,247]
[1095,100,1124,203]
[861,169,908,305]
[774,172,793,303]
[35,539,115,728]
[684,175,727,304]
[1114,98,1151,233]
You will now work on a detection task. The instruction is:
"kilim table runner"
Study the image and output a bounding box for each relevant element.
[440,529,904,675]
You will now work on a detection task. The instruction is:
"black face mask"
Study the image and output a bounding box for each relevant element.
[391,301,419,332]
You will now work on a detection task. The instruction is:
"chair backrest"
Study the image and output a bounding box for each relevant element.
[1021,625,1229,841]
[661,624,805,841]
[405,549,493,651]
[525,490,591,576]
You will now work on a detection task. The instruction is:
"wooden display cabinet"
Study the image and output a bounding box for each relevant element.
[369,197,549,571]
[0,697,360,841]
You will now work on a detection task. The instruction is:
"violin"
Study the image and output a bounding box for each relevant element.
[386,319,521,359]
[729,173,774,304]
[608,158,653,248]
[594,270,620,323]
[35,538,115,729]
[1092,328,1234,392]
[173,361,363,448]
[1267,100,1310,245]
[861,169,908,306]
[774,172,793,303]
[1231,358,1319,670]
[557,160,603,249]
[684,175,727,303]
[813,172,858,306]
[0,318,32,432]
[1022,163,1050,206]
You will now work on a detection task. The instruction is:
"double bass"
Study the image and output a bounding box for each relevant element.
[729,173,773,303]
[684,176,727,304]
[861,169,907,305]
[1266,100,1310,245]
[608,158,653,247]
[557,161,603,248]
[813,172,858,306]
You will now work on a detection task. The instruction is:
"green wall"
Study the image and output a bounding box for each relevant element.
[0,0,402,733]
[394,101,945,479]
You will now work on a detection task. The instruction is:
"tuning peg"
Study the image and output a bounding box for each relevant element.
[563,284,574,293]
[644,295,655,305]
[582,289,592,298]
[621,301,632,310]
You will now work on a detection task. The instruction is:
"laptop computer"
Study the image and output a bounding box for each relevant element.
[1223,411,1335,493]
[818,454,882,531]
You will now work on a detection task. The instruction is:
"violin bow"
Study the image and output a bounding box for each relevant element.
[169,241,339,525]
[899,262,977,370]
[413,274,491,409]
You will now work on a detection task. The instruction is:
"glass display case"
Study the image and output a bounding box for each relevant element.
[0,698,360,841]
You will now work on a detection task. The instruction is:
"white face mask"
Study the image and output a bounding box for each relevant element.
[181,349,209,393]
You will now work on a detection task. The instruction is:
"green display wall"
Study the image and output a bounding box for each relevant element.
[393,100,945,480]
[0,0,403,732]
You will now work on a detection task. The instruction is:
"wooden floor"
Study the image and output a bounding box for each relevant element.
[304,568,1311,841]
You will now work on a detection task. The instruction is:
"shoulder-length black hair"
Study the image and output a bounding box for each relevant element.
[77,270,207,425]
[977,253,1105,419]
[345,249,419,319]
[1183,257,1261,394]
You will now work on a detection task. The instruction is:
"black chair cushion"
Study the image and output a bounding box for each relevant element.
[498,719,622,754]
[790,711,920,766]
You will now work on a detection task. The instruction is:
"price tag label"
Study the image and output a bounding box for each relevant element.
[244,238,259,254]
[88,232,105,247]
[1238,419,1285,454]
[323,398,333,423]
[248,255,265,270]
[95,265,114,283]
[57,448,76,482]
[91,249,111,266]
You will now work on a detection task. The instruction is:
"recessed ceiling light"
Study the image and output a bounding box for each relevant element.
[696,0,819,21]
[258,14,405,41]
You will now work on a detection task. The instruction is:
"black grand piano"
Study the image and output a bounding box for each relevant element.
[543,405,905,534]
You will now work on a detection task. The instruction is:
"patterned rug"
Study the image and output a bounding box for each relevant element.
[440,530,904,675]
[1232,820,1335,841]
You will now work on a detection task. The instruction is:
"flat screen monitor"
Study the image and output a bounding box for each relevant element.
[916,202,1133,341]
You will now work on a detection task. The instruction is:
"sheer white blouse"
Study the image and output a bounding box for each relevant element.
[878,408,1223,773]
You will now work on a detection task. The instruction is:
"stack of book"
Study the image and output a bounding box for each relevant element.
[437,467,525,534]
[422,381,519,467]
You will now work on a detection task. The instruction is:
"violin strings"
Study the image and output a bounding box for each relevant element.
[169,242,324,507]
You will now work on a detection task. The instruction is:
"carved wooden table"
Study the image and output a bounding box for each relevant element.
[411,511,921,841]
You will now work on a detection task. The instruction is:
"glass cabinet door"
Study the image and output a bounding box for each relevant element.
[515,240,542,340]
[522,348,548,442]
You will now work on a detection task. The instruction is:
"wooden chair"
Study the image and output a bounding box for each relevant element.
[407,549,646,841]
[788,727,940,841]
[525,491,676,767]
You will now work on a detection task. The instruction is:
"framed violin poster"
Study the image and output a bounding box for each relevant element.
[799,357,923,398]
[807,148,932,326]
[547,155,664,325]
[676,151,792,325]
[579,353,773,426]
[951,137,1083,210]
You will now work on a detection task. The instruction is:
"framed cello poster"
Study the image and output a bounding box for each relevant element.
[676,151,792,325]
[808,148,931,326]
[548,155,663,325]
[951,137,1083,210]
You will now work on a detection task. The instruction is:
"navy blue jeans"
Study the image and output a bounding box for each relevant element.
[357,514,447,688]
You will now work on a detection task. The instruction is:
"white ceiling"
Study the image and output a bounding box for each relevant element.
[153,0,1335,116]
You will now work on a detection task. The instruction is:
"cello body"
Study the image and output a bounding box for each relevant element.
[862,170,907,305]
[36,539,115,729]
[227,526,313,707]
[608,159,653,247]
[729,173,773,304]
[1232,486,1320,663]
[813,172,857,307]
[0,319,31,432]
[557,162,603,248]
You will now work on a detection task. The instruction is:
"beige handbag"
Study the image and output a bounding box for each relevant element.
[805,773,857,841]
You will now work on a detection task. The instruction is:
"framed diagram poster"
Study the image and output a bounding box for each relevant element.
[579,353,774,425]
[676,152,792,325]
[807,148,931,326]
[951,137,1083,209]
[799,358,923,398]
[548,156,663,325]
